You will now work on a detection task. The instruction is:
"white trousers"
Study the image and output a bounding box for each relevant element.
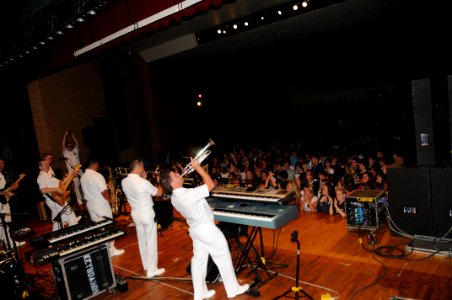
[189,222,242,300]
[45,198,78,231]
[73,177,84,202]
[0,203,14,245]
[131,209,159,271]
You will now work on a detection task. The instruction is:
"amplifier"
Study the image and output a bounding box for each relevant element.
[345,190,387,230]
[52,242,116,300]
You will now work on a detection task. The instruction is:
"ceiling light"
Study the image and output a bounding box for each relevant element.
[65,24,74,29]
[86,10,96,16]
[76,17,85,23]
[47,36,54,41]
[56,30,64,35]
[39,41,46,45]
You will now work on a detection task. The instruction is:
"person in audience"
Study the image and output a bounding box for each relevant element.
[301,185,318,212]
[121,160,164,278]
[317,184,333,213]
[329,187,346,217]
[160,159,249,300]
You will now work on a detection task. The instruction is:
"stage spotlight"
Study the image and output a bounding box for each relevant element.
[86,10,97,16]
[65,24,74,29]
[302,0,309,8]
[293,4,299,10]
[56,30,64,35]
[217,29,222,34]
[76,17,85,23]
[39,41,46,45]
[47,36,54,41]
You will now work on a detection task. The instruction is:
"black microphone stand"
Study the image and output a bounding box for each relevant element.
[273,231,313,300]
[0,212,16,253]
[53,202,72,230]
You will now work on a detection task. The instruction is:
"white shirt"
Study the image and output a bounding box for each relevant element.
[81,169,108,205]
[121,173,157,212]
[63,147,83,175]
[171,184,213,228]
[0,172,5,190]
[37,170,60,202]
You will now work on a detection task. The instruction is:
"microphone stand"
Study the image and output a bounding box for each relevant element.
[273,231,313,300]
[0,212,15,252]
[53,202,72,230]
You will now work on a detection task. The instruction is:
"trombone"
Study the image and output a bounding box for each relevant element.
[181,138,215,177]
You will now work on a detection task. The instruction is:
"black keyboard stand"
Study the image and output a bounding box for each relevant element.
[232,226,278,290]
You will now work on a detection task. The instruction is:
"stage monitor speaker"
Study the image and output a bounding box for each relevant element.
[430,168,452,237]
[154,200,174,230]
[387,168,433,236]
[52,243,116,300]
[186,255,220,284]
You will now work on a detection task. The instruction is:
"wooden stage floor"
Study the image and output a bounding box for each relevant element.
[9,204,452,300]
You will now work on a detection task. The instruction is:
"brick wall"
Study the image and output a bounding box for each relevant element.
[28,60,107,172]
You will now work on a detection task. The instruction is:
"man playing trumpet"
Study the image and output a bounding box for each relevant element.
[160,158,249,300]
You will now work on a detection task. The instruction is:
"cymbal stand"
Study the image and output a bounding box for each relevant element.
[273,231,313,300]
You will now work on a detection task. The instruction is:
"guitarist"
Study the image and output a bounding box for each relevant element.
[37,159,81,231]
[0,157,26,247]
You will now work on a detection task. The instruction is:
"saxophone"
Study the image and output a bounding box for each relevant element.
[108,166,119,215]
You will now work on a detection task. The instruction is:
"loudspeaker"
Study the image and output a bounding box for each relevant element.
[186,255,220,284]
[387,168,433,236]
[52,243,115,300]
[154,200,173,230]
[430,168,452,236]
[412,78,436,166]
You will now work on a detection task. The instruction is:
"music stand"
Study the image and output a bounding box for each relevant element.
[273,231,313,300]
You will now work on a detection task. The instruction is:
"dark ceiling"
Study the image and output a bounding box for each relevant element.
[1,0,451,81]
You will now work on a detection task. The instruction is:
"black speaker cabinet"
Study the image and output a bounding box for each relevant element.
[387,168,433,236]
[154,200,174,229]
[430,168,452,236]
[52,243,116,300]
[186,255,220,284]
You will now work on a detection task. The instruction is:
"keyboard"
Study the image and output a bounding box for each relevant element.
[207,197,298,229]
[211,185,295,204]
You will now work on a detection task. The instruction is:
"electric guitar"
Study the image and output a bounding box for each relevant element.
[50,164,82,206]
[0,174,26,204]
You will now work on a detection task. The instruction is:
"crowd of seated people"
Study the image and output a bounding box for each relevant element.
[161,143,401,217]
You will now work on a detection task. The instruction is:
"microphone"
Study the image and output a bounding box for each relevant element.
[59,157,68,161]
[290,230,298,242]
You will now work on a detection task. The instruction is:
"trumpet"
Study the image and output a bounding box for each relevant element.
[181,138,216,177]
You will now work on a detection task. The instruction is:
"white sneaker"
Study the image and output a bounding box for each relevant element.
[227,284,249,298]
[146,268,165,278]
[203,290,216,299]
[15,240,26,247]
[110,248,125,257]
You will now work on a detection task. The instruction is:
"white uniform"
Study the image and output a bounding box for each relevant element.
[63,147,84,202]
[121,174,160,272]
[0,171,12,243]
[37,170,78,231]
[80,169,112,220]
[171,184,244,300]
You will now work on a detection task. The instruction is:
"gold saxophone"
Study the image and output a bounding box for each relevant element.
[108,166,119,215]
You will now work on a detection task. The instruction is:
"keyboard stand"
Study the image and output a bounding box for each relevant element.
[232,226,278,289]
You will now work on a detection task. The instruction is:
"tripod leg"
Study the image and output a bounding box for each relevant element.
[272,288,293,300]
